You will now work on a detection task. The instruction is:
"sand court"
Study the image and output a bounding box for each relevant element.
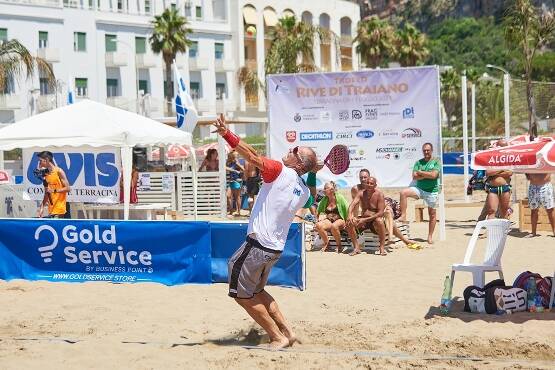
[1,204,555,369]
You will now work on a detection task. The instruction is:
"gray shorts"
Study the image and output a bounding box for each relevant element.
[228,236,281,299]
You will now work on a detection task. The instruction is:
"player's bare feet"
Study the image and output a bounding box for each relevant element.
[349,248,362,256]
[320,243,329,252]
[427,237,434,244]
[336,245,343,253]
[268,337,290,350]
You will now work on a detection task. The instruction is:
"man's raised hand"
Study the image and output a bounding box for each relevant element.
[212,113,228,135]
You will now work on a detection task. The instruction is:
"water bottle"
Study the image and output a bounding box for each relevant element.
[440,275,452,315]
[527,277,537,312]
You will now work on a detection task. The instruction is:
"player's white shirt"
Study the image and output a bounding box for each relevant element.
[247,158,310,251]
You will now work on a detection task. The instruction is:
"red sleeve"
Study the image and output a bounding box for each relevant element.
[261,157,283,183]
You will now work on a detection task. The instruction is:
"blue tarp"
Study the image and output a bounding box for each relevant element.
[210,222,304,289]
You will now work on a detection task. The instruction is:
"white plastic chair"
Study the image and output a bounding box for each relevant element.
[450,219,512,291]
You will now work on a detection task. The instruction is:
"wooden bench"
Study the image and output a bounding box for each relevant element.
[519,199,553,232]
[307,223,410,251]
[414,201,484,222]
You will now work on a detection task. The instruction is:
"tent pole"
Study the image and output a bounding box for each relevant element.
[190,148,198,220]
[218,135,227,219]
[120,146,133,220]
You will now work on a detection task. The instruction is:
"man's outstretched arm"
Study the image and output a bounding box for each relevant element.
[212,114,264,170]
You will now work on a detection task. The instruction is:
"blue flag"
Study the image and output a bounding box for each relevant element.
[173,62,198,133]
[67,78,74,105]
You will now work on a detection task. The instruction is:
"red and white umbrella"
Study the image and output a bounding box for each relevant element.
[151,145,191,161]
[472,137,555,173]
[196,142,230,156]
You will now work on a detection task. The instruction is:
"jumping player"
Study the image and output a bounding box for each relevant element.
[212,114,317,349]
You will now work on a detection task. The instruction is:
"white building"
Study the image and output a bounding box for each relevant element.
[0,0,360,137]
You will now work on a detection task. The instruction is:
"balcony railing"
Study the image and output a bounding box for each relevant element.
[340,35,353,46]
[135,54,157,68]
[0,94,21,110]
[105,51,128,67]
[37,47,60,63]
[38,94,57,112]
[0,0,62,7]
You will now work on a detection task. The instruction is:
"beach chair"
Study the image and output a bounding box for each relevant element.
[450,219,511,291]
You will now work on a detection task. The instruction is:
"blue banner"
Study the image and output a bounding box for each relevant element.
[0,219,212,285]
[0,219,305,290]
[210,222,305,290]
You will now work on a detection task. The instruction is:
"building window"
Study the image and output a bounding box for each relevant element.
[135,37,146,54]
[138,80,149,94]
[0,28,8,43]
[144,0,150,13]
[184,1,191,16]
[106,79,118,97]
[195,6,202,19]
[105,34,117,52]
[215,43,224,59]
[75,78,88,97]
[39,78,50,95]
[39,31,48,48]
[170,3,176,11]
[2,75,14,94]
[117,0,123,11]
[216,83,226,100]
[74,32,86,52]
[190,82,200,99]
[189,41,198,58]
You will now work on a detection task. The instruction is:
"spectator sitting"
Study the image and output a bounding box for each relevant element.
[315,181,349,253]
[199,148,218,172]
[384,196,401,244]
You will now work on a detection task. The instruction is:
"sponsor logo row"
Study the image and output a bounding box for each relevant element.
[292,106,415,123]
[286,128,422,142]
[343,145,419,162]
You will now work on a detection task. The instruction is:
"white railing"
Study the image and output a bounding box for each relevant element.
[177,171,223,216]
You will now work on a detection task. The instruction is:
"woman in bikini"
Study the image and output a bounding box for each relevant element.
[315,181,349,253]
[199,148,219,172]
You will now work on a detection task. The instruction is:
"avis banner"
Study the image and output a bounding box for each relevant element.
[0,219,212,285]
[23,146,121,203]
[267,67,441,188]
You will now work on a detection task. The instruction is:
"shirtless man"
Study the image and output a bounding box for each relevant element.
[347,176,420,256]
[244,161,261,212]
[485,139,513,219]
[525,173,555,237]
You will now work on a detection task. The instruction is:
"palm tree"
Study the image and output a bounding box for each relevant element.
[0,39,55,94]
[149,8,192,114]
[353,15,395,69]
[237,15,327,99]
[440,69,460,130]
[504,0,555,138]
[394,22,429,67]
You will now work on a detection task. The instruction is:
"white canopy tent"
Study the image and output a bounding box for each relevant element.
[0,100,198,220]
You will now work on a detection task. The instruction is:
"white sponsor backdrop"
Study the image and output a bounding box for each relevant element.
[268,67,441,188]
[23,146,121,203]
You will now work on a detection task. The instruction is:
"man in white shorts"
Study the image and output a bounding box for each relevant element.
[212,114,316,349]
[399,143,441,244]
[526,173,555,237]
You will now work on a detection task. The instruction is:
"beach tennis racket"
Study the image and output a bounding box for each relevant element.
[323,145,350,175]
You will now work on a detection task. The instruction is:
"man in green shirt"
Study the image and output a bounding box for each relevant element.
[399,142,441,244]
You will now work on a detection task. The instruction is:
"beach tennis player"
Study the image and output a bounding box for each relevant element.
[212,114,317,348]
